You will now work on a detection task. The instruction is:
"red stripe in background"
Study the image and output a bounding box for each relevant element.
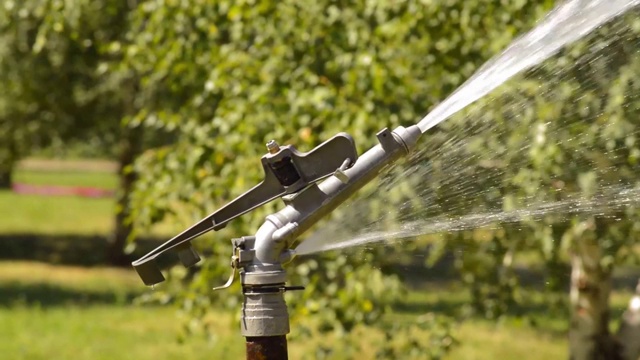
[11,183,115,198]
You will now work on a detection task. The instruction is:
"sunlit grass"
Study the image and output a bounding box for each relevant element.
[0,190,183,236]
[0,259,633,360]
[0,261,587,360]
[13,170,118,189]
[15,158,118,189]
[0,306,243,360]
[452,321,565,359]
[0,261,141,293]
[0,161,179,236]
[0,191,114,235]
[0,261,241,359]
[2,162,117,235]
[1,158,636,359]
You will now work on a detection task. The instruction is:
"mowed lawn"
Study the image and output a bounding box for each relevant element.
[0,158,622,359]
[1,160,117,235]
[0,159,178,236]
[0,261,570,360]
[0,262,244,360]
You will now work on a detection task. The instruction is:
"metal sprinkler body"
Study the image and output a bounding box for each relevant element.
[132,125,422,359]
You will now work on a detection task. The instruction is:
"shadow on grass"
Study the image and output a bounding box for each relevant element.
[393,294,565,319]
[0,233,167,267]
[393,295,466,315]
[0,281,140,308]
[388,248,640,335]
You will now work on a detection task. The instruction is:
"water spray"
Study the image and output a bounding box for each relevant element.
[129,1,640,357]
[132,125,421,359]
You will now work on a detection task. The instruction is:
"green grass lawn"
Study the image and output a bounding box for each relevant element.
[0,261,244,360]
[0,261,572,360]
[1,161,178,236]
[0,159,632,359]
[15,158,118,188]
[0,306,244,360]
[0,190,180,236]
[2,162,117,235]
[13,170,118,189]
[0,192,115,235]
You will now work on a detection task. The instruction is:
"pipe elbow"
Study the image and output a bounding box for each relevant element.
[253,215,298,265]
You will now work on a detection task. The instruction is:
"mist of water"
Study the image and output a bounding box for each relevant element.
[296,2,640,256]
[418,0,640,133]
[297,186,640,255]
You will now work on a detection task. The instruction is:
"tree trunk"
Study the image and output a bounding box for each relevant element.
[0,132,18,189]
[0,166,12,189]
[107,124,144,266]
[616,281,640,360]
[569,219,620,360]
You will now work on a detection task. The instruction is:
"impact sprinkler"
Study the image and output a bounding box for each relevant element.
[132,125,422,359]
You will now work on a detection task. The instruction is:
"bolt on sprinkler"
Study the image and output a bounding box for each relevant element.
[266,140,280,154]
[132,124,422,360]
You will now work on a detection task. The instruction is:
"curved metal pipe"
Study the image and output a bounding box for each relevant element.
[249,125,422,274]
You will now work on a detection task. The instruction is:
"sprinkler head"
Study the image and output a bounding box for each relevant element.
[130,124,423,347]
[131,132,358,287]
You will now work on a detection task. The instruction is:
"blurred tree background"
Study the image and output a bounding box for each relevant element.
[1,0,640,359]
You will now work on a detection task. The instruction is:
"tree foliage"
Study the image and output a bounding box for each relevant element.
[6,0,640,358]
[405,10,640,358]
[0,0,151,263]
[0,0,128,176]
[120,0,555,356]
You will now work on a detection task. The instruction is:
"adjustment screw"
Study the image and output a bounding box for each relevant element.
[266,140,280,154]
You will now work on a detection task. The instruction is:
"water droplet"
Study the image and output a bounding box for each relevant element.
[151,284,156,291]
